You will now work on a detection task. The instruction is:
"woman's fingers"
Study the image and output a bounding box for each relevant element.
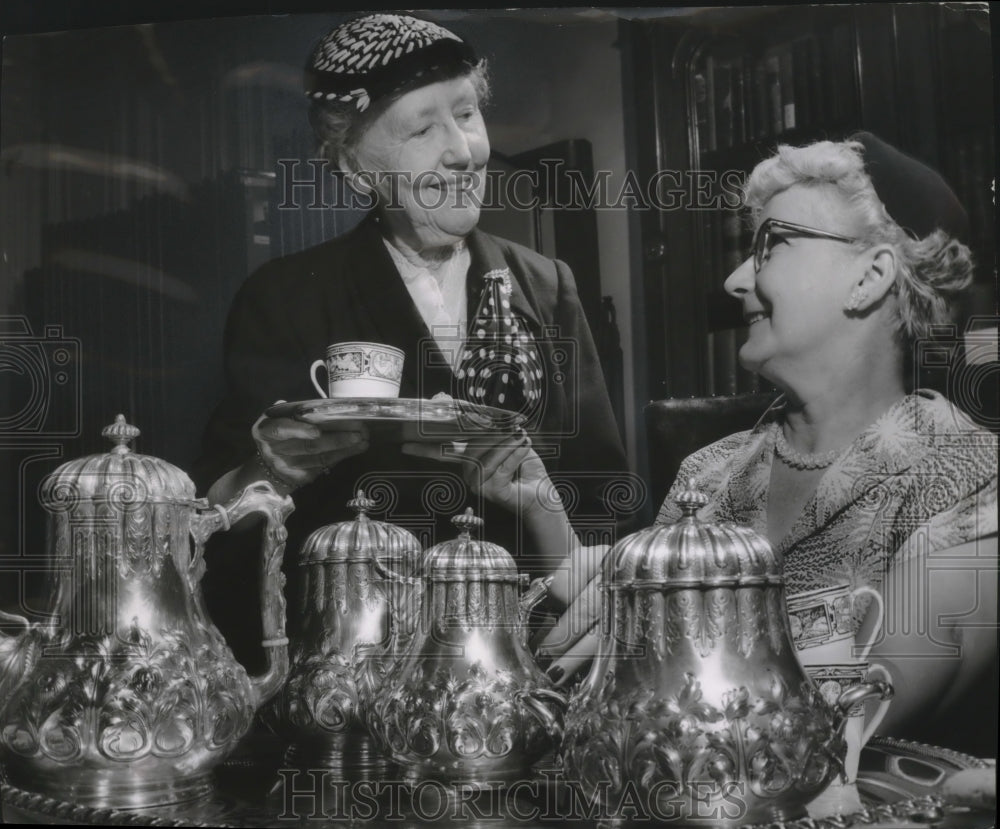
[401,432,531,486]
[545,626,600,688]
[546,546,607,607]
[296,434,370,470]
[289,429,368,460]
[535,572,603,661]
[455,441,527,494]
[254,412,369,483]
[477,436,532,484]
[254,415,321,443]
[265,432,362,458]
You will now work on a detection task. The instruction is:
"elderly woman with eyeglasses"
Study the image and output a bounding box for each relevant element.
[476,134,996,754]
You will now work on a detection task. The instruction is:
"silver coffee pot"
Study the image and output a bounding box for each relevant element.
[0,415,294,808]
[560,486,893,825]
[368,508,565,785]
[281,490,423,770]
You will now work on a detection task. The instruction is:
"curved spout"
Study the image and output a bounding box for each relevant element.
[517,686,567,743]
[833,677,894,752]
[0,609,31,639]
[518,576,553,647]
[0,611,39,706]
[836,678,894,717]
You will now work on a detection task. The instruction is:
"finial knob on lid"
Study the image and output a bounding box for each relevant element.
[347,489,377,517]
[102,414,140,455]
[674,478,709,517]
[451,507,483,537]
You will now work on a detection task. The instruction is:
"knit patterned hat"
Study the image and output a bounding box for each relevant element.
[304,14,480,113]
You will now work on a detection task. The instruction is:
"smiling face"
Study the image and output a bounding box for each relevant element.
[723,184,866,386]
[346,75,490,251]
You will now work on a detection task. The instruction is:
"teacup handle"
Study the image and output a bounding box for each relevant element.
[309,359,329,399]
[861,662,893,744]
[851,586,884,660]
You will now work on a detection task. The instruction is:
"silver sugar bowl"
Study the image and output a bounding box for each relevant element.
[368,508,565,785]
[560,486,893,825]
[280,490,423,771]
[0,415,294,808]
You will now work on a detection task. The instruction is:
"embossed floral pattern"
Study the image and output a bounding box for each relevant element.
[0,621,254,766]
[371,662,559,774]
[563,671,845,816]
[282,649,390,735]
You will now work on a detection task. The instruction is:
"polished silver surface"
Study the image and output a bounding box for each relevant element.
[0,737,991,827]
[280,491,423,765]
[0,415,294,809]
[561,486,894,826]
[369,509,565,785]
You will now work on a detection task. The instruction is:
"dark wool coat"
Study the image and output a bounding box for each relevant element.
[193,215,629,668]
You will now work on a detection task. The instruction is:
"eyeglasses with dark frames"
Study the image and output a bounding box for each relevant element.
[751,218,860,272]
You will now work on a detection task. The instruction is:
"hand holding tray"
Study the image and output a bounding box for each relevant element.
[264,397,526,443]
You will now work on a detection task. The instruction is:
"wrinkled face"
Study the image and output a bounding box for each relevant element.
[723,184,864,384]
[348,75,490,250]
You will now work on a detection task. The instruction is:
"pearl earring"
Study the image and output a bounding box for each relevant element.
[846,285,869,311]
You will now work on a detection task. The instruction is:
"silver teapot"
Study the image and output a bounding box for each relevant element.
[560,486,893,825]
[281,490,423,770]
[368,508,565,785]
[0,415,294,808]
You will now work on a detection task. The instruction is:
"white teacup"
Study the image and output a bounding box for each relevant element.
[786,583,884,664]
[805,661,894,783]
[310,342,404,399]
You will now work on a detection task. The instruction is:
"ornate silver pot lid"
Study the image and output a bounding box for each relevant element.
[298,490,422,566]
[605,482,783,590]
[39,414,197,508]
[422,508,523,583]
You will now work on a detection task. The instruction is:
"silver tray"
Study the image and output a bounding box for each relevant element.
[265,397,526,441]
[1,736,994,827]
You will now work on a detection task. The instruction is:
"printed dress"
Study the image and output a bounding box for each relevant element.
[656,390,998,597]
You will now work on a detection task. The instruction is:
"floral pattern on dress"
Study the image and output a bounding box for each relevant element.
[657,390,998,600]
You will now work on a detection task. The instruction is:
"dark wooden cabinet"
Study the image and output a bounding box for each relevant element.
[624,4,995,416]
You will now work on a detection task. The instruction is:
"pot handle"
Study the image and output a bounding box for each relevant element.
[190,481,295,709]
[371,554,424,650]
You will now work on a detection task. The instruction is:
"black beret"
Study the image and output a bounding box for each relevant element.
[304,14,480,113]
[850,131,970,243]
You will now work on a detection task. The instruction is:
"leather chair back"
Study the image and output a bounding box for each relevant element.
[644,393,778,508]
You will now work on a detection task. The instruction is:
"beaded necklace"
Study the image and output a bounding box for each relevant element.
[773,425,846,471]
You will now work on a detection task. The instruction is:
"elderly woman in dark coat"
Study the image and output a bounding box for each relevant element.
[193,14,627,667]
